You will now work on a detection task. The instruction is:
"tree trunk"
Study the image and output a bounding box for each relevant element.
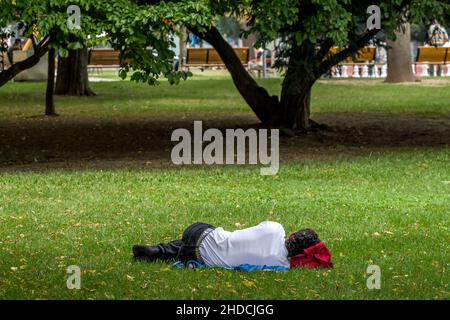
[281,83,312,132]
[385,22,418,83]
[191,27,280,124]
[280,45,316,131]
[193,26,322,131]
[0,37,50,87]
[45,48,57,116]
[179,27,187,70]
[55,49,95,96]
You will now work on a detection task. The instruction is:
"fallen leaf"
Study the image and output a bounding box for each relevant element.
[242,279,256,287]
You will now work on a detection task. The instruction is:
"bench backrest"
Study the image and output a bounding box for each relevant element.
[234,48,250,64]
[186,48,209,65]
[329,47,376,63]
[352,47,376,62]
[89,49,121,66]
[416,46,448,63]
[186,47,250,65]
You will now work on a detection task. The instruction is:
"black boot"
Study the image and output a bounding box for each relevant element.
[158,240,183,260]
[132,240,183,262]
[132,245,162,262]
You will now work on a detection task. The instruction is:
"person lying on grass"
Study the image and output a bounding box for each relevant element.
[132,221,333,270]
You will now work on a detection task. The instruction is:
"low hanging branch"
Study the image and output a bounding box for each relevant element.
[189,26,281,124]
[317,29,380,77]
[0,36,50,87]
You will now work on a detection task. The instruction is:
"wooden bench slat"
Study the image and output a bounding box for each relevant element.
[329,47,376,63]
[186,47,250,67]
[416,46,448,64]
[353,47,376,62]
[207,50,223,64]
[186,48,209,65]
[88,49,121,67]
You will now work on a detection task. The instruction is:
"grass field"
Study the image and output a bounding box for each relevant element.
[1,71,450,118]
[0,71,449,299]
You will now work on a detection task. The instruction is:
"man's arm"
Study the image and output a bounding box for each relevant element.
[443,28,449,43]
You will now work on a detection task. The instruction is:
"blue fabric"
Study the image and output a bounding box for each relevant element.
[234,264,289,272]
[172,260,207,270]
[171,261,289,272]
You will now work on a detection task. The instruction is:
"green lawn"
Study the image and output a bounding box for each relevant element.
[0,151,448,299]
[1,72,450,118]
[0,73,449,300]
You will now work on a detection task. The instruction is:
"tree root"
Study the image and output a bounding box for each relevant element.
[309,119,334,132]
[278,119,333,137]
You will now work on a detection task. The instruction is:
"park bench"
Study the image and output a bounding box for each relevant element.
[184,47,250,71]
[415,46,449,76]
[88,49,121,73]
[331,47,378,78]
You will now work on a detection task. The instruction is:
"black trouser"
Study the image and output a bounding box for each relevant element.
[157,222,215,262]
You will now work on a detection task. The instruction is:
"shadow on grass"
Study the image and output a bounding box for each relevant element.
[0,111,449,172]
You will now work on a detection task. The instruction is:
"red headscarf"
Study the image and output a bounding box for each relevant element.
[289,242,333,268]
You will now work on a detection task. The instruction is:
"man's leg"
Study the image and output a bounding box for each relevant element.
[133,222,215,263]
[133,240,183,262]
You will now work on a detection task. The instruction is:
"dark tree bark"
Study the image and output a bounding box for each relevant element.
[178,27,187,70]
[280,43,317,131]
[133,1,391,133]
[191,27,281,125]
[55,49,95,96]
[45,48,57,116]
[280,75,314,132]
[385,22,418,83]
[192,26,379,132]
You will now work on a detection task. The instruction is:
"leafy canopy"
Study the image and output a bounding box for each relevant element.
[0,0,211,84]
[1,0,448,83]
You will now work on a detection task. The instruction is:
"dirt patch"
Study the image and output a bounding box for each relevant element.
[0,112,449,172]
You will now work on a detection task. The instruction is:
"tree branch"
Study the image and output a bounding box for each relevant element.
[315,38,334,62]
[0,36,50,87]
[189,25,280,123]
[318,28,380,76]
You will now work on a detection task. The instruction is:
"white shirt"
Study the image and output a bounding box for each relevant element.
[199,221,290,268]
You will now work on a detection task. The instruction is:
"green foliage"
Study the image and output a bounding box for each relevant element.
[191,0,449,69]
[1,0,449,84]
[0,0,104,53]
[209,1,391,46]
[216,16,241,38]
[409,0,450,26]
[0,0,205,84]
